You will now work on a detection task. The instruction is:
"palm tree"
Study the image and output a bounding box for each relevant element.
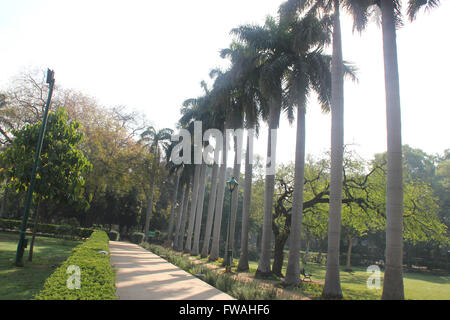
[379,0,440,300]
[220,41,264,271]
[332,0,441,300]
[208,70,234,262]
[232,15,292,277]
[226,48,263,271]
[176,179,191,251]
[184,163,200,252]
[200,161,219,258]
[192,161,207,255]
[274,6,338,285]
[281,0,367,295]
[140,126,173,243]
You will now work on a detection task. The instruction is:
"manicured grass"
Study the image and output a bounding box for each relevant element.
[248,260,450,300]
[0,232,82,300]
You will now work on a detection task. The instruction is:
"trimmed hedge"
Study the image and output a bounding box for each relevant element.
[107,230,120,241]
[35,230,117,300]
[0,218,94,239]
[131,232,144,244]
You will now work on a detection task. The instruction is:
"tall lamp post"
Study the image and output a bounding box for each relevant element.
[15,69,55,267]
[225,177,238,272]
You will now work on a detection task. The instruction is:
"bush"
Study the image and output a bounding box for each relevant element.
[0,218,94,239]
[107,230,120,241]
[131,232,144,244]
[35,230,116,300]
[56,224,73,237]
[0,218,22,230]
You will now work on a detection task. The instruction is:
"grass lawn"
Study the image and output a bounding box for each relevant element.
[0,232,82,300]
[247,260,450,300]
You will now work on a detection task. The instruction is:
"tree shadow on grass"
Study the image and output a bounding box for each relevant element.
[0,233,81,300]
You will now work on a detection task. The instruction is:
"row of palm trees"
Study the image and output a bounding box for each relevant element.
[149,0,439,300]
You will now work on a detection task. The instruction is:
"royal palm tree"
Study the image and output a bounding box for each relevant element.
[208,70,235,261]
[140,126,173,243]
[232,15,295,276]
[379,0,440,300]
[282,0,369,295]
[274,5,337,285]
[220,42,264,271]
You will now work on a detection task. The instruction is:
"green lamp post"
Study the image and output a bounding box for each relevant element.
[225,176,238,272]
[14,69,55,267]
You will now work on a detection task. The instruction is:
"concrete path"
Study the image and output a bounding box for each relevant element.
[109,241,233,300]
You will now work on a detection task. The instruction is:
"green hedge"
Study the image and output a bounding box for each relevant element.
[131,232,144,244]
[35,230,117,300]
[0,218,94,239]
[107,230,120,241]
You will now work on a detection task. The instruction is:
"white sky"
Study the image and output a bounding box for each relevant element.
[0,0,449,166]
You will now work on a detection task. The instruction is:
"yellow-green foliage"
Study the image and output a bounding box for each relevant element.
[35,230,116,300]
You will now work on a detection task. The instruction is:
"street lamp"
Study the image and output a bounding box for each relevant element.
[225,177,238,272]
[15,69,55,267]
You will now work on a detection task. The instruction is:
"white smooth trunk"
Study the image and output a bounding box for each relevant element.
[256,100,280,275]
[209,123,228,261]
[285,106,306,285]
[192,162,208,255]
[176,181,191,251]
[185,164,201,252]
[237,134,254,271]
[229,133,243,258]
[380,0,404,300]
[201,163,219,258]
[323,0,344,299]
[173,183,186,249]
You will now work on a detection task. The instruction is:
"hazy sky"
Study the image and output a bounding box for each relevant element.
[0,0,449,165]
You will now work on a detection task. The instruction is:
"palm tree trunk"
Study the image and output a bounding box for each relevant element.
[237,133,254,271]
[285,106,307,285]
[192,162,208,255]
[201,162,219,258]
[173,183,186,249]
[256,98,281,277]
[144,175,155,243]
[323,0,344,299]
[167,172,181,245]
[209,122,229,261]
[229,133,243,259]
[380,0,404,300]
[176,181,191,251]
[185,164,201,252]
[345,234,353,271]
[28,200,41,262]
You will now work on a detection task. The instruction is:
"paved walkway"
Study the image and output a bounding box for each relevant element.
[109,241,233,300]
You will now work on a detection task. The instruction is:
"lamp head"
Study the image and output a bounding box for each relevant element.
[226,177,238,192]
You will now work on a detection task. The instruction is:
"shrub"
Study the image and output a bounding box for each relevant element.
[131,232,144,244]
[35,230,116,300]
[0,218,22,230]
[56,224,73,237]
[0,218,94,239]
[107,230,120,241]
